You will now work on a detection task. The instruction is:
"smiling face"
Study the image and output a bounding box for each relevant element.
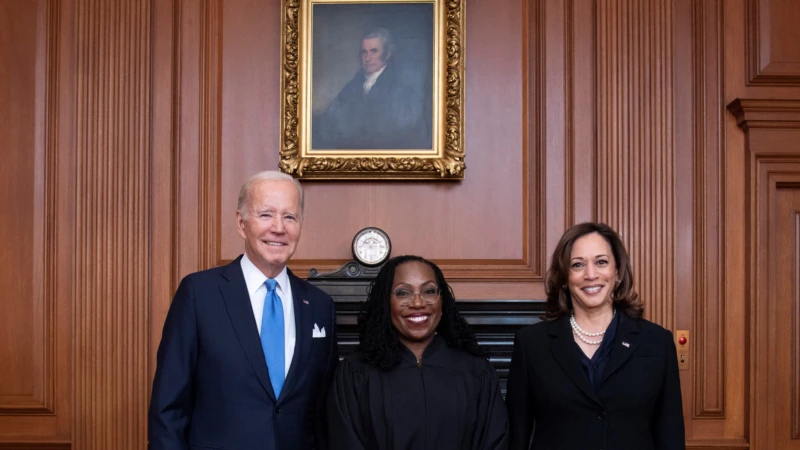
[236,179,302,278]
[389,261,442,354]
[567,232,618,314]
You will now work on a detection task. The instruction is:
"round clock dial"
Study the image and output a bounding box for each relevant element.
[352,227,391,266]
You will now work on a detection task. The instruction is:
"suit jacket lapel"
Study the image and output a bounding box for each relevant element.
[219,257,277,400]
[279,269,312,401]
[601,312,640,384]
[548,317,603,407]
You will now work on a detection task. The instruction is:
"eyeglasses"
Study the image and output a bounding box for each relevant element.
[391,287,441,307]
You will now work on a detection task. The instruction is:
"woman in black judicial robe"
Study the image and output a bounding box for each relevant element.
[327,255,508,450]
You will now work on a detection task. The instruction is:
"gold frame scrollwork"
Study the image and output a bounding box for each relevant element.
[279,0,465,180]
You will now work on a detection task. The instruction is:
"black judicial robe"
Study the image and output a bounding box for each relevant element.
[327,335,508,450]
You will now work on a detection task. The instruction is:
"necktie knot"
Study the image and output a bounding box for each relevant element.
[265,278,277,293]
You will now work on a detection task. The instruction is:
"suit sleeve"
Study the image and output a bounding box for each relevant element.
[314,295,339,450]
[506,330,535,450]
[148,277,198,450]
[654,331,686,450]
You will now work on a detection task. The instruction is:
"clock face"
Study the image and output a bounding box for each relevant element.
[352,227,391,266]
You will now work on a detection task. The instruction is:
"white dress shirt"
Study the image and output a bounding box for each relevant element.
[240,253,296,376]
[362,65,386,94]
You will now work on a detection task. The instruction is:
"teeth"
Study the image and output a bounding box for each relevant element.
[266,242,284,246]
[583,286,602,294]
[407,316,428,323]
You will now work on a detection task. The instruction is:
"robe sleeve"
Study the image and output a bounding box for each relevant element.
[326,357,368,450]
[472,360,509,450]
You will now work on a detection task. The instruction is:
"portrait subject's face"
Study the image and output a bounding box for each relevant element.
[236,180,303,279]
[360,37,389,74]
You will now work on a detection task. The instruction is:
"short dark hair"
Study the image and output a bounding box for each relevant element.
[543,222,643,320]
[361,27,395,56]
[357,255,485,371]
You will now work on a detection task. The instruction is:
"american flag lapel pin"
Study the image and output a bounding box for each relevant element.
[622,341,630,348]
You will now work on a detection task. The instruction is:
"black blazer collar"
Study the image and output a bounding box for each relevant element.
[547,316,602,406]
[547,311,642,405]
[601,311,640,384]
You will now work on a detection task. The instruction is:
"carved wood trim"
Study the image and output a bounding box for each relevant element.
[0,0,60,417]
[745,0,800,85]
[730,97,800,449]
[0,443,71,450]
[728,99,800,131]
[691,0,726,419]
[595,0,675,329]
[72,0,152,446]
[222,0,544,282]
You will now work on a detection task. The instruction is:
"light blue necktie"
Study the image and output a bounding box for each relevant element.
[261,279,285,397]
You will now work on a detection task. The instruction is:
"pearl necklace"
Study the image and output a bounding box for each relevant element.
[570,309,615,345]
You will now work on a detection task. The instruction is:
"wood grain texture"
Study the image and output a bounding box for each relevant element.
[690,0,726,419]
[730,97,800,450]
[745,0,800,85]
[595,0,675,329]
[72,0,151,447]
[215,0,536,283]
[0,0,53,416]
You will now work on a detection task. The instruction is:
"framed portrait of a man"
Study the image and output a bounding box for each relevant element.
[279,0,465,180]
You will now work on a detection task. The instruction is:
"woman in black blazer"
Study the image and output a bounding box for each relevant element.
[506,222,685,450]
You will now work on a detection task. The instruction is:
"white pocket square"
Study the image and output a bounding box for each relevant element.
[312,323,326,338]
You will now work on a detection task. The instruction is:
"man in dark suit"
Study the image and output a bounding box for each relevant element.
[149,170,338,450]
[313,27,431,150]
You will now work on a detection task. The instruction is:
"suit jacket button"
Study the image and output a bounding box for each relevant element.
[276,407,282,414]
[598,411,607,419]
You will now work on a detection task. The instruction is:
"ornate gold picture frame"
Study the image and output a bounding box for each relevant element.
[279,0,465,180]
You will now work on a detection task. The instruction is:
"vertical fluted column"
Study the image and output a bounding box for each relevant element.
[596,0,675,328]
[73,0,151,447]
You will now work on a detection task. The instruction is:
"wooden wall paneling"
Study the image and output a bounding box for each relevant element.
[173,0,222,284]
[211,0,540,292]
[72,0,151,447]
[0,0,71,446]
[730,98,800,450]
[595,0,675,329]
[690,0,729,422]
[569,0,597,225]
[149,0,176,376]
[745,0,800,85]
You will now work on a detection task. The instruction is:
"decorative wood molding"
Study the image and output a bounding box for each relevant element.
[0,443,71,450]
[745,0,800,85]
[595,0,675,329]
[728,99,800,131]
[730,99,800,448]
[72,0,151,446]
[0,0,59,418]
[222,0,544,283]
[685,439,750,450]
[172,0,223,288]
[691,0,726,419]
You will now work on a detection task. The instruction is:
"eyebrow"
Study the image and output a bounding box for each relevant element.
[570,254,610,260]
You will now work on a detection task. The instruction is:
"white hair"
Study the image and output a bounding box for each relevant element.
[236,170,304,219]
